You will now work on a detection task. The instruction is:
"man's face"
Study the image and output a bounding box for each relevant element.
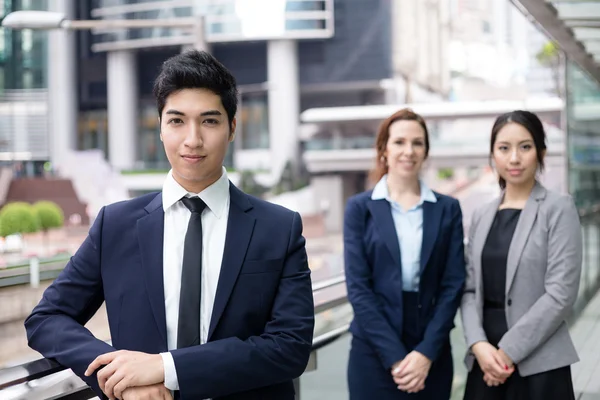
[160,88,235,192]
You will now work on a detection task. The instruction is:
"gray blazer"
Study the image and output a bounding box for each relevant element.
[461,181,582,376]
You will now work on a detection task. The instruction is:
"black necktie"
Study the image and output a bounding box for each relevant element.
[177,196,207,349]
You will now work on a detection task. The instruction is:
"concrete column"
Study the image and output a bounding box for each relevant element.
[310,172,366,234]
[47,0,77,174]
[588,224,600,286]
[267,40,300,180]
[312,175,344,234]
[182,16,210,53]
[107,50,138,170]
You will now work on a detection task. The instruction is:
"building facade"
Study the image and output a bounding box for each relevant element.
[0,0,49,175]
[59,0,450,186]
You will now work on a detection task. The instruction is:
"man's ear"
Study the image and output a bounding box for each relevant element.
[229,117,237,142]
[158,117,163,142]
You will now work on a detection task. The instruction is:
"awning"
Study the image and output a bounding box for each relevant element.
[511,0,600,84]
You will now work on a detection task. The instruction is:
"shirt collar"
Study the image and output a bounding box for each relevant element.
[162,166,230,218]
[371,174,437,205]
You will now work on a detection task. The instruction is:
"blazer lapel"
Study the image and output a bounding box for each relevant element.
[137,193,168,350]
[420,200,442,273]
[208,183,256,340]
[506,182,546,294]
[471,197,503,292]
[367,199,401,268]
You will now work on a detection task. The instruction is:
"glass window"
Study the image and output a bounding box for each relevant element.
[566,62,600,210]
[137,104,168,170]
[566,61,600,314]
[0,0,47,91]
[240,92,269,150]
[78,110,109,158]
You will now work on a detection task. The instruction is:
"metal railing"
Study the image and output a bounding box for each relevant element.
[0,275,349,400]
[0,259,68,288]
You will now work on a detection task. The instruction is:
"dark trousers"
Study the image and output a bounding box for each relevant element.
[348,292,454,400]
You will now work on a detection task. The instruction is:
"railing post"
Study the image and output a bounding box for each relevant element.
[293,377,301,400]
[30,257,40,288]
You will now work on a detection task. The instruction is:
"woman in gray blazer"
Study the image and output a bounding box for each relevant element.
[461,110,583,400]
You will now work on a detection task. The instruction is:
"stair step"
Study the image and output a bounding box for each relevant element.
[3,178,89,225]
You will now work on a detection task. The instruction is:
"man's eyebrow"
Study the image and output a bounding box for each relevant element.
[165,109,185,116]
[200,110,222,117]
[164,109,223,117]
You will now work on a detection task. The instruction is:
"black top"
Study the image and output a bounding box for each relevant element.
[481,209,522,308]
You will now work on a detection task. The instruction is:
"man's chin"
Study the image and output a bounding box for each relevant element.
[175,168,222,183]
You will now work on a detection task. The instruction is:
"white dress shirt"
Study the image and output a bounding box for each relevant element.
[159,167,230,391]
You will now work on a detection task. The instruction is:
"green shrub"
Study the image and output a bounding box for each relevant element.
[0,202,40,237]
[437,168,454,180]
[32,201,64,232]
[240,170,269,198]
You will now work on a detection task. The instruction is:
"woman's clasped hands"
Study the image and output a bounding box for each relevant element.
[472,342,515,387]
[391,351,432,393]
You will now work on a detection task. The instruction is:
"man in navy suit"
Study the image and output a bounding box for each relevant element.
[25,50,314,400]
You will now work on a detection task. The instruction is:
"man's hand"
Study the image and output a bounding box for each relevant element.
[471,342,513,386]
[391,351,431,393]
[121,383,173,400]
[84,350,164,400]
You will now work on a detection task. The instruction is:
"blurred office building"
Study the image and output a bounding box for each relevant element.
[0,0,598,228]
[44,1,452,199]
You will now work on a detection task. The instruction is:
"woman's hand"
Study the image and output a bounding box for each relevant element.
[391,351,432,393]
[498,348,514,369]
[471,342,514,386]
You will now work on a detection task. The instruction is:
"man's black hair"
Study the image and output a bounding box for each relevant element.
[153,50,238,127]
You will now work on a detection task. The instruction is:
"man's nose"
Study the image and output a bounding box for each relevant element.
[184,126,203,147]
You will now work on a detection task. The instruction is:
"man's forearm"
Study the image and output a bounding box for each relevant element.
[26,313,116,397]
[172,334,311,399]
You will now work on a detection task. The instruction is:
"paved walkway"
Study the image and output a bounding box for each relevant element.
[301,288,600,400]
[572,290,600,399]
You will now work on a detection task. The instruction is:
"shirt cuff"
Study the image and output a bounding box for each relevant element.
[160,352,179,391]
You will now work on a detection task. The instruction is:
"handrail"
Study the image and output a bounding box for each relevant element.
[311,274,345,291]
[0,280,350,399]
[579,204,600,220]
[311,324,350,352]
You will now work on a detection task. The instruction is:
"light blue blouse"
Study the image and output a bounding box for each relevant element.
[371,175,437,292]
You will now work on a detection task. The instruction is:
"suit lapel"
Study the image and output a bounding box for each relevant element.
[506,182,546,294]
[367,199,401,268]
[471,197,503,293]
[137,193,168,350]
[420,200,442,273]
[208,183,255,340]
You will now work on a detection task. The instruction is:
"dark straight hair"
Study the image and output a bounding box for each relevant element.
[490,110,547,189]
[152,50,239,128]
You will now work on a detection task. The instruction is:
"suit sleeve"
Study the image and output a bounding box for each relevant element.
[460,206,488,349]
[498,196,582,364]
[24,207,116,399]
[415,200,466,361]
[170,212,314,400]
[344,196,408,369]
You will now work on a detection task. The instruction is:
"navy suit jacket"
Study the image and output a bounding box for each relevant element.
[25,183,314,400]
[344,190,465,369]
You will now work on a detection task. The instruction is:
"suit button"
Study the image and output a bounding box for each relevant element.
[418,304,422,309]
[507,299,512,306]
